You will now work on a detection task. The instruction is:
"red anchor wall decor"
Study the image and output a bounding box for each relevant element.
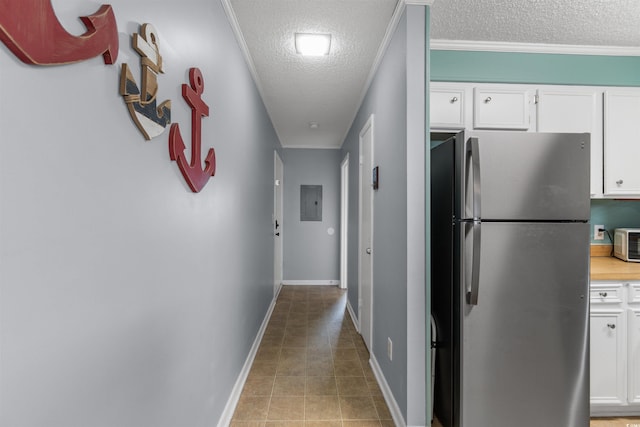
[0,0,118,65]
[169,68,216,193]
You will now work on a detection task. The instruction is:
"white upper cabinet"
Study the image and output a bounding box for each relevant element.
[473,87,531,130]
[604,90,640,196]
[536,89,603,197]
[430,86,466,129]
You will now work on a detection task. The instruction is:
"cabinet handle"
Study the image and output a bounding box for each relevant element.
[616,179,624,185]
[484,97,492,103]
[599,292,608,297]
[607,323,616,329]
[450,96,458,103]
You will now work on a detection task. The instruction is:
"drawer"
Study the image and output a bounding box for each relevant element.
[590,285,624,304]
[629,283,640,304]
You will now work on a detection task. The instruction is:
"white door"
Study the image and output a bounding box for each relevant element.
[359,115,374,351]
[273,151,284,297]
[340,154,349,290]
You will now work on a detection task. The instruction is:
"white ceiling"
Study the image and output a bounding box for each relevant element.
[430,0,640,49]
[224,0,640,149]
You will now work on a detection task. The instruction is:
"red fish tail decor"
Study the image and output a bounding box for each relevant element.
[0,0,118,65]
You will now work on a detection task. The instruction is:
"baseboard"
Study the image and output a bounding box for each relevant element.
[281,280,340,286]
[216,289,280,427]
[346,298,359,333]
[591,406,640,417]
[370,354,407,427]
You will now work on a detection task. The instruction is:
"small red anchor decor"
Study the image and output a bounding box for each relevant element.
[0,0,118,65]
[169,68,216,193]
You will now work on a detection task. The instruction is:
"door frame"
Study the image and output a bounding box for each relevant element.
[273,150,284,297]
[340,153,349,290]
[358,114,374,350]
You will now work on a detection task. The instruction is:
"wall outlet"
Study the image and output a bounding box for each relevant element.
[594,224,605,241]
[387,337,393,361]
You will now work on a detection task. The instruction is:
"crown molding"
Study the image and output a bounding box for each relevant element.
[405,0,434,5]
[341,0,432,146]
[220,0,287,146]
[430,39,640,57]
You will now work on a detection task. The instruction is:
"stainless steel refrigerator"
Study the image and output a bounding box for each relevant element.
[431,131,590,427]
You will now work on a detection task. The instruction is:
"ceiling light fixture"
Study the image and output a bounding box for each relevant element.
[295,33,331,56]
[309,121,319,129]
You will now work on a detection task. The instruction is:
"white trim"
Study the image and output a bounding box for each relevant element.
[406,7,427,426]
[273,151,284,297]
[370,354,407,427]
[340,153,350,290]
[347,298,359,333]
[217,289,280,427]
[430,39,640,57]
[358,114,375,352]
[281,280,340,286]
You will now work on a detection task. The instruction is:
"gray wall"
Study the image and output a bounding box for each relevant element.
[340,6,427,424]
[282,148,341,281]
[0,1,279,426]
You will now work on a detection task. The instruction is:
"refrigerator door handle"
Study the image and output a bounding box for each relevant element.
[467,221,481,305]
[465,137,481,220]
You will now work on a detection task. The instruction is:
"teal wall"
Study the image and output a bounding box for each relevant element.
[431,49,640,244]
[431,50,640,86]
[591,200,640,243]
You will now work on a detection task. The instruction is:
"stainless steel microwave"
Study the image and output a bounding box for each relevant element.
[614,228,640,262]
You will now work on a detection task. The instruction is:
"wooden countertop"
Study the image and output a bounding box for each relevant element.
[591,245,640,281]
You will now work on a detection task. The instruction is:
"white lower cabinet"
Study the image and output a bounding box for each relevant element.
[591,282,640,416]
[590,309,626,405]
[629,284,640,405]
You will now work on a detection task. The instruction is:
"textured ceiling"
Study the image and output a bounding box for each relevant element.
[430,0,640,47]
[227,0,398,149]
[226,0,640,150]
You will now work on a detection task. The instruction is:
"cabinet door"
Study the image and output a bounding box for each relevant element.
[590,310,627,406]
[537,89,603,197]
[431,86,466,129]
[604,91,640,196]
[473,87,531,130]
[629,308,640,404]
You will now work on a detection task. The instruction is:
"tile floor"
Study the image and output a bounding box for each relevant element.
[231,285,640,427]
[231,285,394,427]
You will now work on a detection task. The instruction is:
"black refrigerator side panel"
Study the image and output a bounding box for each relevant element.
[431,138,458,427]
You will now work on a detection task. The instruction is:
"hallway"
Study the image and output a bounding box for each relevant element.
[231,285,394,426]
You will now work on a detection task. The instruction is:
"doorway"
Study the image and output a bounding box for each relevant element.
[340,153,349,290]
[358,115,374,352]
[273,151,284,297]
